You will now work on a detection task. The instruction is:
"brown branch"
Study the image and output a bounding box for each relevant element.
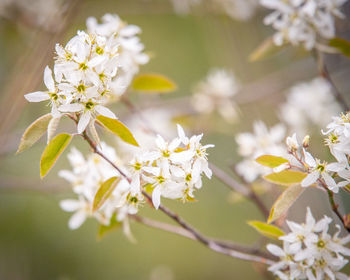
[131,215,277,262]
[318,179,350,233]
[315,50,349,112]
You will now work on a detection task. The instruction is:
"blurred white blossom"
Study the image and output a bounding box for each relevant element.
[216,0,259,21]
[267,207,350,280]
[235,121,286,182]
[280,78,341,135]
[261,0,347,49]
[192,68,240,123]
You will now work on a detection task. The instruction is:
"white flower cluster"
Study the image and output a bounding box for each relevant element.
[24,13,148,134]
[280,78,341,135]
[282,112,350,193]
[60,125,213,229]
[267,208,350,280]
[59,143,142,230]
[235,121,286,182]
[87,14,149,95]
[192,68,240,123]
[261,0,347,49]
[130,125,214,209]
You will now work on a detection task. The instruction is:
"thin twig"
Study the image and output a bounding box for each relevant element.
[315,49,350,112]
[131,215,277,262]
[318,179,350,233]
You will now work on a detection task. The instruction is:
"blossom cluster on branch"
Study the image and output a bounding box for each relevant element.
[24,13,148,133]
[268,208,350,280]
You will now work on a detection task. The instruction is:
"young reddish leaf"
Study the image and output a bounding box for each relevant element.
[256,155,289,168]
[248,220,285,240]
[93,176,120,212]
[40,133,72,178]
[249,37,285,62]
[17,113,52,154]
[97,116,139,147]
[268,184,305,224]
[263,170,307,186]
[97,213,122,241]
[329,37,350,58]
[132,73,177,93]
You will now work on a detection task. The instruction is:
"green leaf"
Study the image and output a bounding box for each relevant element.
[256,155,289,168]
[248,220,285,240]
[132,73,177,93]
[16,113,52,154]
[249,37,285,62]
[97,213,122,241]
[268,184,305,224]
[93,177,120,212]
[40,133,72,178]
[263,170,307,186]
[329,37,350,58]
[97,116,139,147]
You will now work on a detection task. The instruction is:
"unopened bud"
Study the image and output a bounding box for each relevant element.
[303,135,310,148]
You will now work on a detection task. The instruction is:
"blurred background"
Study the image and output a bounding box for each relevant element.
[0,0,350,279]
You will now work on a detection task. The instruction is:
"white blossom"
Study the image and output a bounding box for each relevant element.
[280,78,341,135]
[192,68,240,123]
[267,207,350,280]
[261,0,347,49]
[235,121,286,182]
[87,13,149,97]
[24,13,149,133]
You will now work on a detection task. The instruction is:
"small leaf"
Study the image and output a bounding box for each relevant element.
[256,155,289,168]
[89,121,101,148]
[97,115,139,146]
[17,113,52,154]
[40,133,72,178]
[263,170,307,186]
[97,213,122,241]
[47,117,61,144]
[93,176,120,212]
[249,37,285,62]
[248,220,285,240]
[132,73,177,93]
[268,184,305,224]
[329,37,350,58]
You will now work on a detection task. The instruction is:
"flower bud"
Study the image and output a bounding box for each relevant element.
[303,135,310,148]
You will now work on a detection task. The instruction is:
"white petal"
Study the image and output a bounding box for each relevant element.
[77,112,91,134]
[301,170,319,187]
[24,91,50,102]
[94,105,117,119]
[322,172,337,190]
[44,66,55,92]
[59,199,81,212]
[68,210,87,230]
[59,103,84,112]
[152,186,162,210]
[304,150,316,167]
[266,244,285,257]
